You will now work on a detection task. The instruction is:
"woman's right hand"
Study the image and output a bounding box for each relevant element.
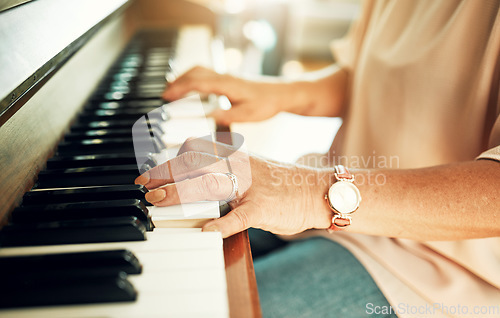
[162,66,297,126]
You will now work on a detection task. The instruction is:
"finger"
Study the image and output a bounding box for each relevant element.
[162,68,203,100]
[145,172,234,206]
[135,152,229,189]
[178,136,239,158]
[210,104,257,126]
[202,206,255,238]
[163,68,234,101]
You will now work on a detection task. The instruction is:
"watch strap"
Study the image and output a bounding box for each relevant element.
[334,165,354,182]
[328,215,352,232]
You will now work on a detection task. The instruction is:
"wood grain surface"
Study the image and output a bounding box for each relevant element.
[224,231,262,318]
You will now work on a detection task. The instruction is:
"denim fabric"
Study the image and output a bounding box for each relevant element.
[251,233,397,318]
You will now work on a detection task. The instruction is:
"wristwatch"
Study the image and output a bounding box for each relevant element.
[325,165,361,231]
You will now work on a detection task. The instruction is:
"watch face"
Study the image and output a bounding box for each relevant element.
[328,181,361,214]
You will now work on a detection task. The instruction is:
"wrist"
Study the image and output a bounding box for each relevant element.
[242,78,314,115]
[307,169,337,230]
[278,81,314,115]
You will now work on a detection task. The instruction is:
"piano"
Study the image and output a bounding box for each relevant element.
[0,0,261,317]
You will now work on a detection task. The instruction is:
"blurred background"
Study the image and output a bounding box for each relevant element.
[210,0,360,77]
[205,0,361,162]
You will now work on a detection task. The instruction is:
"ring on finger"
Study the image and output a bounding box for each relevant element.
[224,172,238,202]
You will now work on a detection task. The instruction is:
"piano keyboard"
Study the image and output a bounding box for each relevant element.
[0,229,228,317]
[0,28,229,317]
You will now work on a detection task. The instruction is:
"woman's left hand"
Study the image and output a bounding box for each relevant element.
[134,136,332,238]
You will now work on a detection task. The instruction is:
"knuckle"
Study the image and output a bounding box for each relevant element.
[180,151,202,170]
[233,209,251,229]
[200,174,223,198]
[192,65,204,72]
[184,136,198,145]
[184,80,198,92]
[148,166,165,180]
[179,137,198,153]
[197,81,210,92]
[221,74,234,83]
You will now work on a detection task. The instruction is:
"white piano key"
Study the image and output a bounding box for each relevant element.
[162,95,203,117]
[152,227,202,233]
[164,99,215,119]
[149,201,219,218]
[161,118,216,146]
[135,248,225,272]
[162,117,215,132]
[174,26,213,73]
[0,231,223,257]
[128,268,227,292]
[0,291,229,318]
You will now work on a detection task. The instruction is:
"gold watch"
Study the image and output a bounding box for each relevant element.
[325,165,361,231]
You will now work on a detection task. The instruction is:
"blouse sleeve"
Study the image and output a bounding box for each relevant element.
[330,0,376,71]
[477,113,500,162]
[477,145,500,161]
[477,84,500,162]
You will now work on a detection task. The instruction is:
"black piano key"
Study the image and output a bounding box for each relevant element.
[35,165,143,188]
[64,128,133,140]
[22,184,151,206]
[63,127,163,141]
[134,28,177,42]
[0,272,137,308]
[102,67,168,79]
[0,249,142,277]
[84,104,158,113]
[11,199,150,225]
[46,153,157,169]
[55,139,136,155]
[118,59,142,68]
[94,84,166,96]
[130,83,168,91]
[56,137,164,155]
[106,73,166,83]
[77,108,167,122]
[85,99,165,110]
[0,216,147,247]
[106,64,168,74]
[92,89,164,102]
[139,69,170,78]
[71,119,165,133]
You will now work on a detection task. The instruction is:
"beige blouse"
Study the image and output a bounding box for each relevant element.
[316,0,500,317]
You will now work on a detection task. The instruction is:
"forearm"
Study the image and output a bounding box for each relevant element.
[278,64,349,117]
[311,160,500,241]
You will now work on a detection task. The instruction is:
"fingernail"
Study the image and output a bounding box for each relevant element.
[145,189,166,203]
[203,224,220,232]
[135,174,149,185]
